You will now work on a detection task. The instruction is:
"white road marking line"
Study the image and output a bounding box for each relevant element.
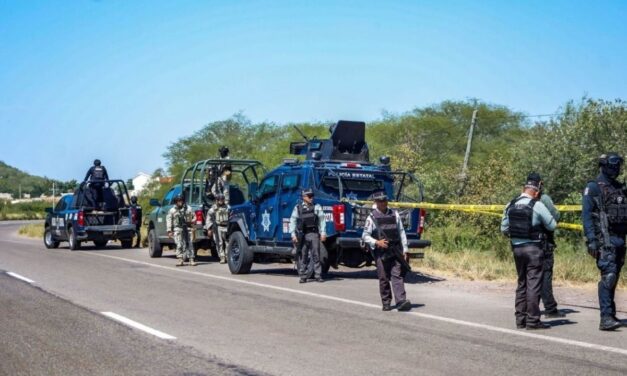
[91,253,627,356]
[6,271,35,284]
[101,311,176,340]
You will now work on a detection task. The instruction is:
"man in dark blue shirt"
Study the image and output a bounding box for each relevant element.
[582,152,626,331]
[84,159,110,210]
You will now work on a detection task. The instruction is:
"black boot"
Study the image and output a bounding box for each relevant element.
[599,315,622,331]
[397,300,412,312]
[544,309,565,318]
[526,321,551,330]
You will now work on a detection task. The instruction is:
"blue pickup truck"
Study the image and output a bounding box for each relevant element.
[225,121,430,276]
[43,180,138,250]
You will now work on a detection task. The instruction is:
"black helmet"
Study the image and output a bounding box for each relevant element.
[599,152,624,179]
[173,194,184,203]
[215,193,225,201]
[130,195,138,203]
[94,159,101,166]
[219,146,230,159]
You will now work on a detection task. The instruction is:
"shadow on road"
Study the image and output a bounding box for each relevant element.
[546,319,577,328]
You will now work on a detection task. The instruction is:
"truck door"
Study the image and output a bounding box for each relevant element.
[278,173,301,242]
[51,197,68,239]
[256,175,280,240]
[156,186,179,239]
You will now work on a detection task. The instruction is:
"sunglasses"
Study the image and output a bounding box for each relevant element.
[607,156,624,165]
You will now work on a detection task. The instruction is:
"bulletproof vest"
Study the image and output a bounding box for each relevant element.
[507,197,542,240]
[299,204,318,233]
[172,207,186,229]
[215,205,229,226]
[92,166,105,181]
[598,180,627,232]
[371,209,401,245]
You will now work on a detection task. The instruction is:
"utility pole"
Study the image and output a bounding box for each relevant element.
[458,109,478,196]
[19,184,21,200]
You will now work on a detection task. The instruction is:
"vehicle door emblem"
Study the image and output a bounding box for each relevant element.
[262,210,271,232]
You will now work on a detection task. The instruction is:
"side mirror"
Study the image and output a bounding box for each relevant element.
[149,198,161,207]
[45,207,53,214]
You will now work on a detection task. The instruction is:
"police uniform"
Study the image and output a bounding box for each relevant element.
[501,182,556,329]
[288,191,326,282]
[167,202,195,266]
[362,192,411,311]
[582,153,627,330]
[538,192,561,316]
[206,201,230,263]
[131,200,143,248]
[84,160,109,209]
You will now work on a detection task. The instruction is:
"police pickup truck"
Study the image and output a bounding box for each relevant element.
[146,160,265,258]
[43,180,138,250]
[226,120,430,276]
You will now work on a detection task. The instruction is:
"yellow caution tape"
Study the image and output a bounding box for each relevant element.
[344,200,581,212]
[344,199,584,231]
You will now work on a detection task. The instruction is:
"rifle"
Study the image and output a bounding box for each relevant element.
[373,216,412,273]
[594,196,615,257]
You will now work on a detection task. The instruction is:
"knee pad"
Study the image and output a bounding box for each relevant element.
[601,273,617,289]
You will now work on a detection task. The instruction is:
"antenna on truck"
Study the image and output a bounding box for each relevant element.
[293,125,310,142]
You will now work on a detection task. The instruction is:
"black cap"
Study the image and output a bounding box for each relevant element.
[215,193,225,201]
[526,172,542,183]
[94,159,101,166]
[599,152,624,166]
[173,194,184,202]
[372,191,388,201]
[301,188,314,196]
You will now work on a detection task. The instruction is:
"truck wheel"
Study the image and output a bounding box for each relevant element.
[320,242,330,275]
[120,239,133,248]
[227,231,253,274]
[68,227,81,251]
[43,227,59,249]
[148,228,162,258]
[93,240,107,249]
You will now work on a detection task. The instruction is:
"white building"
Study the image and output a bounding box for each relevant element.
[130,172,153,196]
[0,193,12,200]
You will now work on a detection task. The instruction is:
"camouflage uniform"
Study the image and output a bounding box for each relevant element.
[206,203,230,263]
[211,176,230,206]
[166,205,195,263]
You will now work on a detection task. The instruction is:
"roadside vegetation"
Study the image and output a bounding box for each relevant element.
[18,97,627,287]
[18,223,44,238]
[1,201,50,220]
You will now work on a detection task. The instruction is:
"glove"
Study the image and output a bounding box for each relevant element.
[587,241,599,258]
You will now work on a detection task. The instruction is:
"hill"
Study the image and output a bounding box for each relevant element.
[0,161,76,199]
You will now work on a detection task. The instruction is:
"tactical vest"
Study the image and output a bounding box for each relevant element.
[215,206,229,226]
[298,204,318,233]
[171,207,186,230]
[92,166,105,180]
[371,209,401,246]
[507,197,542,240]
[598,180,627,233]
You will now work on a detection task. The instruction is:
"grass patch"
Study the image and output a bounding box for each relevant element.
[18,223,44,238]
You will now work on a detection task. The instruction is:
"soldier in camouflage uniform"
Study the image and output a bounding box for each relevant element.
[167,194,196,267]
[206,194,230,264]
[211,165,232,206]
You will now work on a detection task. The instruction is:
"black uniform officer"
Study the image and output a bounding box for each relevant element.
[289,188,327,283]
[84,159,109,209]
[130,195,142,248]
[362,191,412,312]
[582,152,627,331]
[501,177,557,329]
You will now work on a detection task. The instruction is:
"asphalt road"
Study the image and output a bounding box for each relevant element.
[1,220,626,376]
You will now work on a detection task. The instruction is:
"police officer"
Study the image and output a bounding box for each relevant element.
[501,176,557,329]
[206,193,229,264]
[527,172,565,318]
[212,165,232,206]
[84,159,109,209]
[583,152,627,331]
[167,194,196,267]
[289,188,327,283]
[362,191,412,312]
[130,196,142,248]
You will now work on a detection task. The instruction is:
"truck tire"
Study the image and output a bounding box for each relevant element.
[120,239,133,248]
[68,227,81,251]
[43,226,59,249]
[148,228,162,258]
[320,242,330,275]
[227,231,253,274]
[93,240,107,248]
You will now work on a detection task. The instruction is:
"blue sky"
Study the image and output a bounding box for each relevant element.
[1,0,626,182]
